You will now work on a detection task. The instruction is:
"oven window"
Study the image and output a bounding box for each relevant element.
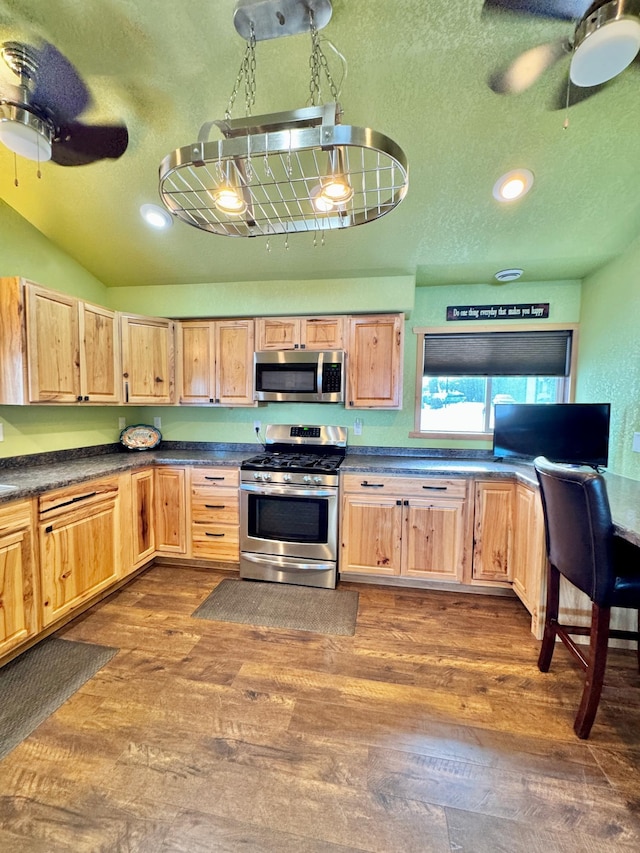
[248,493,329,543]
[257,365,317,392]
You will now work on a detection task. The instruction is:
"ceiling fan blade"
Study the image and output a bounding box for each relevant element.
[51,122,128,166]
[482,0,592,20]
[489,38,568,93]
[30,41,91,123]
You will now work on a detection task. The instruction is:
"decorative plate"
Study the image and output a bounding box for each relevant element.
[119,424,162,451]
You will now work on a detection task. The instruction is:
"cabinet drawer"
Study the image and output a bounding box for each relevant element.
[39,478,119,518]
[191,467,239,488]
[341,474,467,499]
[191,490,239,524]
[191,523,239,560]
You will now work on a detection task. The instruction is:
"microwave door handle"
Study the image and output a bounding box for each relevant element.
[317,351,323,396]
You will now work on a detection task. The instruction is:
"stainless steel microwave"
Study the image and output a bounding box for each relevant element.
[254,350,345,403]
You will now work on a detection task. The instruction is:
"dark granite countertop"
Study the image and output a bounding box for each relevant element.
[0,444,638,548]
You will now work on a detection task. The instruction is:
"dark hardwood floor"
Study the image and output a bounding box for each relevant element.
[1,564,640,852]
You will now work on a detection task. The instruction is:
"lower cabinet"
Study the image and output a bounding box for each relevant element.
[341,475,469,582]
[472,481,515,584]
[154,466,187,554]
[130,468,155,569]
[511,482,546,632]
[190,467,240,561]
[0,500,38,659]
[39,478,121,627]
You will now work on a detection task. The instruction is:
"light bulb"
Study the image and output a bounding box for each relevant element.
[493,169,534,203]
[212,185,247,215]
[320,176,354,204]
[310,184,335,213]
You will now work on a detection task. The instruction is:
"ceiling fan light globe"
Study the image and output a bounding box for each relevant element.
[570,17,640,87]
[0,106,52,161]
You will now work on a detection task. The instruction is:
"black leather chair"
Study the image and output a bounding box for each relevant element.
[533,456,640,739]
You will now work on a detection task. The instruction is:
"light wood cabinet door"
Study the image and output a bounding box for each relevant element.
[79,302,120,403]
[121,314,175,404]
[178,320,215,404]
[340,495,403,576]
[302,317,344,350]
[473,481,514,583]
[346,314,403,409]
[0,276,28,404]
[512,484,546,625]
[178,319,254,406]
[39,488,120,627]
[0,501,38,659]
[130,469,155,569]
[26,283,80,403]
[216,319,255,406]
[403,498,466,582]
[154,467,187,554]
[256,318,301,350]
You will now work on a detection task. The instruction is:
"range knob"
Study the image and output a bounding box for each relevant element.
[262,472,272,481]
[302,474,312,483]
[282,473,292,482]
[253,472,261,480]
[313,476,323,484]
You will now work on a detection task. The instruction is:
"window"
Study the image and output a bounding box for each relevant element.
[413,327,576,436]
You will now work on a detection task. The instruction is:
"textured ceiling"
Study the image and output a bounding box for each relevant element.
[1,0,639,288]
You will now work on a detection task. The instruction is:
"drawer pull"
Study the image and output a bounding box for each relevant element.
[422,485,447,491]
[205,532,225,537]
[205,504,226,509]
[204,476,225,481]
[360,481,385,488]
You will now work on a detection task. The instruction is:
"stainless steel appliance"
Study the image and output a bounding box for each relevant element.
[240,424,347,588]
[253,350,345,403]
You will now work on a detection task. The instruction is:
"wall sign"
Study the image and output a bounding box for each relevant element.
[446,303,550,321]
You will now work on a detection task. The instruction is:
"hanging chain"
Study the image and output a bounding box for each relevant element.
[225,25,256,120]
[308,12,338,106]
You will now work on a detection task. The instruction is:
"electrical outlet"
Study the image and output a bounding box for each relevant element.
[118,417,126,430]
[0,423,3,442]
[253,420,261,432]
[154,417,162,429]
[353,418,363,436]
[633,432,640,453]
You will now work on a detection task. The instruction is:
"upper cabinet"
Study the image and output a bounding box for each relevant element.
[256,316,344,351]
[120,313,175,404]
[346,314,403,409]
[177,319,255,406]
[0,277,120,404]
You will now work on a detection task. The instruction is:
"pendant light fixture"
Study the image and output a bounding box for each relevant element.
[158,0,408,239]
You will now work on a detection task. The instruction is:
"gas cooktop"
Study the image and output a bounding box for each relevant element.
[241,452,345,473]
[241,424,347,476]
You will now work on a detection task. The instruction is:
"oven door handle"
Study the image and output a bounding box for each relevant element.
[241,552,336,572]
[241,483,336,498]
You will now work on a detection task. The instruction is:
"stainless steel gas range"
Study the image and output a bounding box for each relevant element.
[239,424,347,589]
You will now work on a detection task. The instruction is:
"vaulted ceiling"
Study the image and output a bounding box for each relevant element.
[1,0,639,288]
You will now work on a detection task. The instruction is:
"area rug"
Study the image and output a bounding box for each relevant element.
[192,578,359,636]
[0,637,118,760]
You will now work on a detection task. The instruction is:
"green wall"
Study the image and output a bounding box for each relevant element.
[0,200,130,457]
[577,234,640,480]
[126,280,581,452]
[1,196,636,482]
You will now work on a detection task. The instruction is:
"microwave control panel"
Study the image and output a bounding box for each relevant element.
[321,363,342,393]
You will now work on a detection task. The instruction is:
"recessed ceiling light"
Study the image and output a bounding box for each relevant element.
[493,169,534,203]
[140,203,173,229]
[494,268,523,283]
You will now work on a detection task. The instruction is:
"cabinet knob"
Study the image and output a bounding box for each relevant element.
[123,372,129,379]
[155,376,163,383]
[77,395,82,401]
[84,396,89,401]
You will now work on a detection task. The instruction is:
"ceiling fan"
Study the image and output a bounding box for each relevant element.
[0,40,128,166]
[485,0,640,96]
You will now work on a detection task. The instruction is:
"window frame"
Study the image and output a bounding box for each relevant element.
[410,323,580,440]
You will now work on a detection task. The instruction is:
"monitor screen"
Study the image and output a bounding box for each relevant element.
[493,403,611,467]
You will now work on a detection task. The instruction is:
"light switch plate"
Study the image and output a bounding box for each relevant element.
[154,417,162,429]
[633,432,640,453]
[118,417,126,430]
[0,422,3,441]
[353,418,363,435]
